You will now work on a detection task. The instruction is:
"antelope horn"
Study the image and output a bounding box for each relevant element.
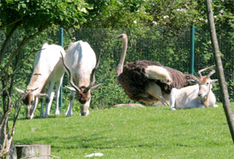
[15,87,25,94]
[198,65,215,77]
[60,52,81,92]
[85,53,101,92]
[207,69,216,77]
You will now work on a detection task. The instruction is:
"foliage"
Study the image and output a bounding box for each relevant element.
[0,0,94,112]
[0,0,92,30]
[0,0,96,157]
[1,0,233,116]
[145,0,234,29]
[84,0,152,28]
[13,104,234,158]
[10,26,234,118]
[1,0,234,156]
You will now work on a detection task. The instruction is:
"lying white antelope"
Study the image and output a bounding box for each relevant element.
[16,43,65,119]
[61,40,101,116]
[170,65,218,110]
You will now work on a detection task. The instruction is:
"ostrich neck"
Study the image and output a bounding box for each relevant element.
[117,38,128,76]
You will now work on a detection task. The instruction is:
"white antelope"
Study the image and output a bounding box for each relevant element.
[170,65,218,110]
[61,40,101,116]
[16,43,65,119]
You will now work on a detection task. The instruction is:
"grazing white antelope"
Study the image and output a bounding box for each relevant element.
[16,43,65,119]
[61,41,101,116]
[116,33,197,106]
[170,65,218,110]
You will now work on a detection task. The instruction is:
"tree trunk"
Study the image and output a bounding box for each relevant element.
[205,0,234,143]
[0,114,16,159]
[16,144,51,159]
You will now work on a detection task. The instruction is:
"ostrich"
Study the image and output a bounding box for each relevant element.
[116,33,197,106]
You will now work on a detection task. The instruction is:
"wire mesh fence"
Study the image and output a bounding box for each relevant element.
[1,27,234,111]
[68,27,234,103]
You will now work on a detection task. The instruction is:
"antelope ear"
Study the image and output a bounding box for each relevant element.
[90,84,102,92]
[65,86,76,92]
[15,87,25,94]
[211,79,218,84]
[187,79,198,85]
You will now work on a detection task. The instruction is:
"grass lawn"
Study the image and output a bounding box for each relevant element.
[13,103,234,159]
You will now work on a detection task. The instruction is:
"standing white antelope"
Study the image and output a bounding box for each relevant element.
[61,40,101,116]
[16,43,65,119]
[170,65,218,110]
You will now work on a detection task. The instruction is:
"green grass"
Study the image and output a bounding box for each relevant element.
[13,103,234,159]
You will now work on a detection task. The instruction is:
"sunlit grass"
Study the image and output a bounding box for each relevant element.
[13,103,234,159]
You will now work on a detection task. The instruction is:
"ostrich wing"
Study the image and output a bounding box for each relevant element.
[145,65,172,84]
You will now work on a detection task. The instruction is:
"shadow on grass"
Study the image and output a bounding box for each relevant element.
[13,113,68,121]
[14,132,193,152]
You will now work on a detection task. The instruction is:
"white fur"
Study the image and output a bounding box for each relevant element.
[64,41,96,116]
[16,43,65,119]
[170,79,217,110]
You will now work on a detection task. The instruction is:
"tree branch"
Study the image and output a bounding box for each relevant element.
[0,15,26,30]
[0,87,38,156]
[0,22,20,65]
[0,25,46,76]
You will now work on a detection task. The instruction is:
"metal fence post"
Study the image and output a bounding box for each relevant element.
[190,25,195,74]
[59,28,63,113]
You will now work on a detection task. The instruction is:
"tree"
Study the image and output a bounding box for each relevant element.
[205,0,234,143]
[0,0,93,157]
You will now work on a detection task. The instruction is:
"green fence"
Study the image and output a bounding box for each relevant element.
[69,27,234,103]
[1,27,233,112]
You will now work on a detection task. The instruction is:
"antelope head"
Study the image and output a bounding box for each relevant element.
[197,65,218,102]
[15,87,47,118]
[61,52,101,116]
